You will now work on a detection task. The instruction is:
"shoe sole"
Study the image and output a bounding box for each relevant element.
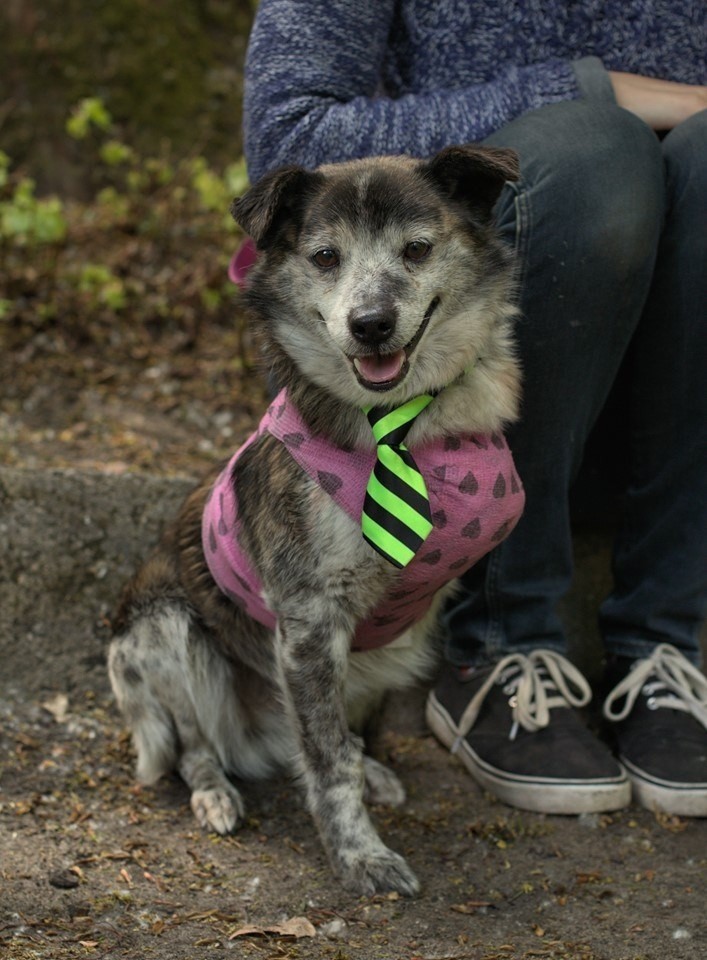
[622,758,707,818]
[426,692,631,816]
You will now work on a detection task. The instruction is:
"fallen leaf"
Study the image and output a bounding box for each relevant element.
[655,810,688,832]
[144,870,167,891]
[228,916,316,940]
[450,900,494,914]
[284,836,305,854]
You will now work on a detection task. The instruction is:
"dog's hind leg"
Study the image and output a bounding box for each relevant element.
[109,612,181,786]
[349,695,407,808]
[362,755,406,807]
[109,605,245,834]
[178,741,245,835]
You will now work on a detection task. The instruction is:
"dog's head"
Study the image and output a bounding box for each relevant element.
[232,145,519,406]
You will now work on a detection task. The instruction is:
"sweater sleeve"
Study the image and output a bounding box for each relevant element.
[243,0,590,181]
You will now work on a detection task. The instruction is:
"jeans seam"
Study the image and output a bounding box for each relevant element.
[483,543,504,659]
[483,179,529,660]
[511,179,530,293]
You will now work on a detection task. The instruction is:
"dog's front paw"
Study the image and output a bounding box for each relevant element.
[339,846,420,897]
[191,785,244,835]
[363,756,406,807]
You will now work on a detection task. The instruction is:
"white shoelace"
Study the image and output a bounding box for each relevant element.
[451,650,592,751]
[603,643,707,729]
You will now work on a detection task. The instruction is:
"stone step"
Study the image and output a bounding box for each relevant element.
[1,466,703,705]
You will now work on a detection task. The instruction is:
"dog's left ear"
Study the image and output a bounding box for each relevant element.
[423,145,520,223]
[231,165,324,250]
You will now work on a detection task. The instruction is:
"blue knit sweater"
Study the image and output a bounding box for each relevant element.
[243,0,705,181]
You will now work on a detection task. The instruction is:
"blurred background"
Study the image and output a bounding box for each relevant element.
[2,0,255,195]
[0,0,264,479]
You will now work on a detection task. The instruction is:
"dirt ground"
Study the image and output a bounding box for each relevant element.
[1,269,706,960]
[2,679,706,960]
[2,397,707,960]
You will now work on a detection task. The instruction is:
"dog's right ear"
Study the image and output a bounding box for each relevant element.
[231,166,323,249]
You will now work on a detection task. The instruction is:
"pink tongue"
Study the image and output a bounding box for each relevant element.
[355,351,405,384]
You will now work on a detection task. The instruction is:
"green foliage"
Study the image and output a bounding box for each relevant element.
[0,151,10,189]
[190,158,226,211]
[1,97,254,369]
[67,96,249,217]
[100,140,136,167]
[0,174,67,244]
[66,97,113,139]
[2,96,250,254]
[96,186,131,220]
[200,287,223,312]
[77,264,127,311]
[224,158,250,199]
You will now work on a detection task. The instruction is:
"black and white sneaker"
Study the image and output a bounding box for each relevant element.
[426,650,630,815]
[603,643,707,817]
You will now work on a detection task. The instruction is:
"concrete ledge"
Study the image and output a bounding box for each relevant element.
[0,467,192,697]
[0,466,701,702]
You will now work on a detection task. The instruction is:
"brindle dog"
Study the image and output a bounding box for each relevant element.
[109,145,521,896]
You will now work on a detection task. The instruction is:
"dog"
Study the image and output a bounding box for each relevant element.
[108,144,524,897]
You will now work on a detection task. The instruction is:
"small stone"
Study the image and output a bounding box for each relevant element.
[318,917,348,940]
[48,869,79,890]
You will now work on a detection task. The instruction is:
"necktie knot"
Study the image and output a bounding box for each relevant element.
[362,394,435,568]
[366,394,435,447]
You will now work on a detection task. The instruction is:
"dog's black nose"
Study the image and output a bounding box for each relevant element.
[349,308,397,345]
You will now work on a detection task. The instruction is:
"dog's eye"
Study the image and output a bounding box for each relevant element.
[312,248,339,269]
[404,240,432,262]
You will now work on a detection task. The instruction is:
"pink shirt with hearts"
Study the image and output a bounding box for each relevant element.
[202,389,524,651]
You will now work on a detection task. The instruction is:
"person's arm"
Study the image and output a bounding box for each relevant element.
[243,0,591,180]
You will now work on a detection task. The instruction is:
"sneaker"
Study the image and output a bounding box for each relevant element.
[603,643,707,817]
[426,650,630,815]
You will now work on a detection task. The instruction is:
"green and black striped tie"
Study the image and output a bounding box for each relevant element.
[362,395,434,568]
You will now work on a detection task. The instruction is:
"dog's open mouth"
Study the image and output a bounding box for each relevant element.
[351,297,440,392]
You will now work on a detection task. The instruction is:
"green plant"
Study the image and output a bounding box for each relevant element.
[1,96,254,371]
[77,264,127,311]
[0,174,67,245]
[0,151,10,189]
[65,96,112,140]
[100,139,136,167]
[64,96,249,227]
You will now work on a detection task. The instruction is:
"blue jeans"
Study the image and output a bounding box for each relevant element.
[445,101,707,667]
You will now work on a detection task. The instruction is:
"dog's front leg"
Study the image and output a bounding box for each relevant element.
[277,613,419,897]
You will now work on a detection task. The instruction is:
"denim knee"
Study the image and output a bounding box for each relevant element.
[489,101,666,284]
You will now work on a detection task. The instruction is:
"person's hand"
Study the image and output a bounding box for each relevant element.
[608,72,707,130]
